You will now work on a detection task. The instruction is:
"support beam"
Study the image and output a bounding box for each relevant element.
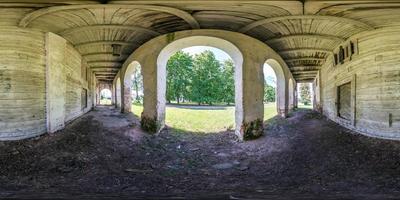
[279,48,333,55]
[289,66,321,71]
[58,24,161,37]
[266,34,345,44]
[286,57,326,63]
[75,40,139,49]
[292,70,319,74]
[19,4,200,29]
[239,15,374,33]
[89,61,122,68]
[82,52,129,57]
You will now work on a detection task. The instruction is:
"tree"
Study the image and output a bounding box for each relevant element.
[191,50,222,105]
[264,83,276,103]
[300,83,312,105]
[166,51,193,104]
[220,59,235,105]
[131,65,143,103]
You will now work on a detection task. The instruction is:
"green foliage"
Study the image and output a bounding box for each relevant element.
[300,83,312,105]
[166,51,193,104]
[220,59,235,105]
[191,50,222,105]
[264,83,276,103]
[166,50,235,105]
[131,65,143,103]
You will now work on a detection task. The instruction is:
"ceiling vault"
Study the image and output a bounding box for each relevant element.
[7,1,395,82]
[239,15,374,33]
[18,4,200,29]
[58,24,161,37]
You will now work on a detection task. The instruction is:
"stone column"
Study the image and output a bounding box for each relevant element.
[140,57,165,134]
[122,86,132,113]
[238,57,264,140]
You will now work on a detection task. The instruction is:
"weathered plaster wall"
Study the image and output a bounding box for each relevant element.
[319,27,400,139]
[0,25,93,140]
[0,27,46,140]
[46,32,93,133]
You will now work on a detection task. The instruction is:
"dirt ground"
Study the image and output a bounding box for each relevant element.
[1,106,400,199]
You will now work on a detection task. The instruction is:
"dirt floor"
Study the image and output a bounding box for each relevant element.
[1,106,400,199]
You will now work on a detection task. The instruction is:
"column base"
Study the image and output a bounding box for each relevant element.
[141,114,163,133]
[240,119,263,140]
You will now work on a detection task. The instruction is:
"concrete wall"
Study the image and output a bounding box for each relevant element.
[317,27,400,139]
[0,27,46,140]
[0,26,94,140]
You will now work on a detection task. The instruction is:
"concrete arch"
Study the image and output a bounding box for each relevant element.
[119,29,294,140]
[99,88,112,105]
[265,59,287,117]
[122,61,142,113]
[157,36,243,137]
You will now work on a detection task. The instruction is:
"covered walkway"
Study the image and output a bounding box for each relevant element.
[1,108,399,199]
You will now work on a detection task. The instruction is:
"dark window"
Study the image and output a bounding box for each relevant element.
[350,41,355,55]
[81,88,88,110]
[334,54,338,65]
[339,46,345,64]
[338,82,351,120]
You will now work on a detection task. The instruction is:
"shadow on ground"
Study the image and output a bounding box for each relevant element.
[0,106,400,199]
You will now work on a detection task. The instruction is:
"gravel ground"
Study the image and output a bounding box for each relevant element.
[1,106,400,199]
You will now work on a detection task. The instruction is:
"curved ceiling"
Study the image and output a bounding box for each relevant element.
[5,0,400,82]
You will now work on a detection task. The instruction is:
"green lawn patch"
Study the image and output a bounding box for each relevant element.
[132,103,277,133]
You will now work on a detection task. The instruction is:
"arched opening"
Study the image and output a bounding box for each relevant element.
[99,89,112,105]
[263,63,278,120]
[124,61,144,118]
[157,36,243,134]
[264,59,287,117]
[297,82,314,109]
[116,77,121,108]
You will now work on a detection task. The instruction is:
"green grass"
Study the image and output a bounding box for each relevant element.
[100,99,112,105]
[131,103,277,133]
[298,103,313,109]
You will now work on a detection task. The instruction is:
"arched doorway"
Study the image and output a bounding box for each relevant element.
[265,59,287,117]
[263,63,278,120]
[123,61,143,117]
[161,46,236,133]
[157,36,243,136]
[99,89,112,105]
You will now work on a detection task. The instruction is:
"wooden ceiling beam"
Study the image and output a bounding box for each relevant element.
[266,34,345,44]
[88,61,122,68]
[58,24,161,37]
[75,40,139,49]
[279,48,333,55]
[286,57,326,63]
[239,15,374,33]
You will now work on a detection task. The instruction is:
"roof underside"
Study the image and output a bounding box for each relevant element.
[4,0,400,82]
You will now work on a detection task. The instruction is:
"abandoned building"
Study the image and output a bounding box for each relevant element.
[0,0,400,198]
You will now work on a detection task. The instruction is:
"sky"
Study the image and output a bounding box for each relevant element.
[182,46,277,87]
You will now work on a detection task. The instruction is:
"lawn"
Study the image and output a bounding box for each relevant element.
[100,99,112,105]
[298,103,313,109]
[131,103,277,133]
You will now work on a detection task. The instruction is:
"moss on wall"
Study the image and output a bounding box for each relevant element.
[141,114,161,133]
[241,119,263,140]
